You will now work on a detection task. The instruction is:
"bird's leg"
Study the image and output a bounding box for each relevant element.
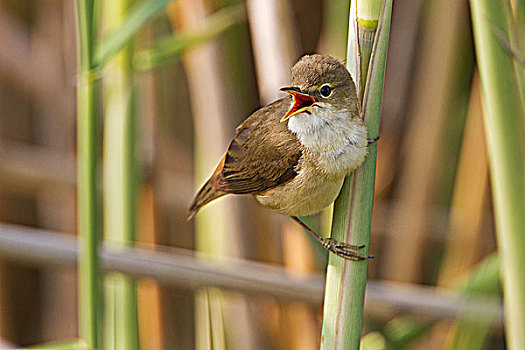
[291,216,373,261]
[367,136,380,145]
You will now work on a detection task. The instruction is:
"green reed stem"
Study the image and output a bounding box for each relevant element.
[76,0,101,348]
[470,0,525,348]
[321,0,392,348]
[102,0,139,348]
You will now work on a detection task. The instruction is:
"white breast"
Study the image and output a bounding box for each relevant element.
[287,105,368,176]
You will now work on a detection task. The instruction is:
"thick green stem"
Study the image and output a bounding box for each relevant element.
[321,0,392,348]
[76,0,100,347]
[470,0,525,349]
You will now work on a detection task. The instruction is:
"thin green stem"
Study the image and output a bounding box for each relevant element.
[77,72,100,349]
[77,0,103,347]
[76,0,100,345]
[470,0,525,348]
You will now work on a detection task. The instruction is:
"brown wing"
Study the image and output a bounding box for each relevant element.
[210,97,302,194]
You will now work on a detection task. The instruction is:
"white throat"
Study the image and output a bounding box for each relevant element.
[287,105,368,176]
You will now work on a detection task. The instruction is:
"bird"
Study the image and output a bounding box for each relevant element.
[188,54,375,260]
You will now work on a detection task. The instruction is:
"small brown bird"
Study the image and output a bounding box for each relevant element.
[189,54,375,260]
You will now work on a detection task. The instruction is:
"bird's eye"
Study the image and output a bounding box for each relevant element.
[320,84,332,98]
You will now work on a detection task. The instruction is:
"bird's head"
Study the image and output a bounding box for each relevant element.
[280,54,359,123]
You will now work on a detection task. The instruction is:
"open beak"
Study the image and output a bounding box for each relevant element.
[280,87,316,122]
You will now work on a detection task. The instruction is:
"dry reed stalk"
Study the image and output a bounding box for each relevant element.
[438,74,489,286]
[282,221,319,350]
[428,74,491,349]
[170,1,258,348]
[246,0,300,104]
[32,1,77,341]
[382,0,472,283]
[137,186,164,349]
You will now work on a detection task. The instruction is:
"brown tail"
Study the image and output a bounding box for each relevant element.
[188,179,226,220]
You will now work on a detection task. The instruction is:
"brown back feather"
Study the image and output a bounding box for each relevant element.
[188,97,302,219]
[187,178,226,220]
[212,97,302,193]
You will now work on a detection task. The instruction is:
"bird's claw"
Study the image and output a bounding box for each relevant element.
[320,238,373,261]
[367,136,380,145]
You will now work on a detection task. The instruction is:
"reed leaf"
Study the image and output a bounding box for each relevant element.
[134,3,246,70]
[377,253,502,349]
[95,0,172,66]
[448,254,501,350]
[383,317,433,349]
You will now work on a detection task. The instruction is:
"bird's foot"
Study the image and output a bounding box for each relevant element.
[290,216,373,261]
[320,238,373,261]
[367,136,379,145]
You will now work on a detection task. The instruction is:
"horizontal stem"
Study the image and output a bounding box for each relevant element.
[0,223,504,322]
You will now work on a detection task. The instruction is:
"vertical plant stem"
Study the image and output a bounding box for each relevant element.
[321,0,392,348]
[318,0,350,60]
[170,2,234,349]
[437,73,487,287]
[470,0,525,348]
[246,0,301,104]
[76,0,100,348]
[382,0,473,284]
[102,0,139,349]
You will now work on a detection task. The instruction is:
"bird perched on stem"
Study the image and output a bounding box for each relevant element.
[189,54,375,260]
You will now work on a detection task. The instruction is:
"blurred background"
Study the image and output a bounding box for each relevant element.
[0,0,504,349]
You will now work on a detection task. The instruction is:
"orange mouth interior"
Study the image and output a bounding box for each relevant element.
[280,92,316,122]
